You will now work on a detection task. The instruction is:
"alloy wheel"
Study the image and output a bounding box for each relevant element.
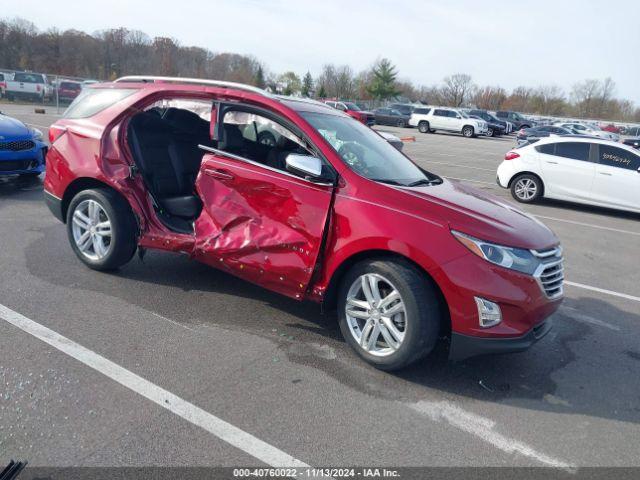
[345,273,407,357]
[71,199,112,261]
[514,178,537,200]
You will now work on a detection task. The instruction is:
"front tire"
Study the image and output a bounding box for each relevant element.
[462,126,475,138]
[337,259,441,371]
[418,121,430,134]
[510,173,543,203]
[66,188,137,271]
[487,128,494,137]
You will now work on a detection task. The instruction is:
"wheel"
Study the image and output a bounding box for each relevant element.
[418,121,430,134]
[66,188,138,270]
[337,258,441,371]
[462,126,475,138]
[396,119,406,128]
[510,174,543,203]
[257,131,276,146]
[487,128,494,137]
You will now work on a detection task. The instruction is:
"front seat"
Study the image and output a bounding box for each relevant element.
[127,112,202,219]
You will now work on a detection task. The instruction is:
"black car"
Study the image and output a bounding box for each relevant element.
[387,103,415,116]
[516,125,572,144]
[623,137,640,149]
[495,110,535,130]
[373,108,411,127]
[469,109,508,136]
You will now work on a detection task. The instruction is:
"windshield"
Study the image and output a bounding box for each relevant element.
[301,112,440,186]
[343,102,361,111]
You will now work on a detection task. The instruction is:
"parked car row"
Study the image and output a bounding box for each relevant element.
[0,70,87,103]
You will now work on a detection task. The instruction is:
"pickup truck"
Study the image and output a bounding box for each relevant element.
[6,72,49,102]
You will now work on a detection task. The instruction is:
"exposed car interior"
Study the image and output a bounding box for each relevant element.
[126,102,313,233]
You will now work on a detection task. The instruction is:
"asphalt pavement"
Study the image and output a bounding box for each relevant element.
[1,103,639,472]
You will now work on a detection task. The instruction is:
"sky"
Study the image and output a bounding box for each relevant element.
[4,0,640,103]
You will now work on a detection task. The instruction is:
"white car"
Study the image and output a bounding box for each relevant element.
[409,107,488,138]
[555,122,619,142]
[497,136,640,213]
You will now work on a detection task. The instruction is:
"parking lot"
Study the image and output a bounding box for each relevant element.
[1,103,639,472]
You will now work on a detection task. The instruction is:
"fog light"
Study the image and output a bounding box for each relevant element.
[474,297,502,328]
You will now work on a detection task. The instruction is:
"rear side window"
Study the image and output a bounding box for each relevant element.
[535,143,556,155]
[434,109,447,116]
[598,145,640,170]
[64,88,136,119]
[555,142,591,161]
[414,108,431,115]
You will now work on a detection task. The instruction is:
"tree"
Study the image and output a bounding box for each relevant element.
[254,65,266,88]
[278,71,301,95]
[366,58,401,100]
[317,84,327,98]
[301,71,313,97]
[472,86,507,110]
[440,73,475,107]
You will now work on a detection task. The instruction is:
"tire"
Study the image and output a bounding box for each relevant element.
[337,258,441,371]
[462,126,475,138]
[66,188,138,271]
[257,131,276,146]
[396,119,406,128]
[487,128,494,137]
[510,173,543,203]
[418,121,430,134]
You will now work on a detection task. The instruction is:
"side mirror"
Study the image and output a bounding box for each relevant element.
[286,154,323,179]
[456,115,462,119]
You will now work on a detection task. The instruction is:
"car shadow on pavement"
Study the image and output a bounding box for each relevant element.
[0,175,44,205]
[23,223,640,426]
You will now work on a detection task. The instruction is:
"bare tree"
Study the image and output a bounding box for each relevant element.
[440,73,475,107]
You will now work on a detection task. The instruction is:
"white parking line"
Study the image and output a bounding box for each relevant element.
[411,401,573,469]
[25,122,51,130]
[534,215,640,237]
[0,303,309,468]
[564,281,640,302]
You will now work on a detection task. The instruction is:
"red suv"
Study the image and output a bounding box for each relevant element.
[57,81,82,102]
[323,100,375,126]
[44,76,563,370]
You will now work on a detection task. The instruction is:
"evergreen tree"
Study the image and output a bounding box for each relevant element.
[366,58,401,100]
[254,66,266,89]
[302,71,314,97]
[317,84,327,99]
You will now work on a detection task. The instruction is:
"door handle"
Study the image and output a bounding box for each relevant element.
[546,161,558,164]
[203,168,234,181]
[599,172,612,176]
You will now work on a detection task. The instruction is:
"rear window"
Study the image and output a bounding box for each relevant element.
[61,82,81,90]
[414,108,431,114]
[14,73,44,83]
[64,88,136,119]
[535,143,556,154]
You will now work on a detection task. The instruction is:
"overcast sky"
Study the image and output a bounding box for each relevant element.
[5,0,640,102]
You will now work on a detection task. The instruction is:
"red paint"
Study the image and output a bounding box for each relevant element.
[45,81,562,343]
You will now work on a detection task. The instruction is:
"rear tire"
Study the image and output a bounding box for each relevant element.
[396,119,406,128]
[510,173,543,203]
[66,188,138,271]
[418,121,430,134]
[337,258,441,371]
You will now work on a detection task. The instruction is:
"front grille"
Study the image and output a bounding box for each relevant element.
[533,247,564,299]
[0,140,35,151]
[0,160,37,172]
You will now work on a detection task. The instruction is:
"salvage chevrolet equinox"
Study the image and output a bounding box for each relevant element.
[44,76,564,370]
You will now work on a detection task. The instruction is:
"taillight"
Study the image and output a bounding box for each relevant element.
[36,85,42,92]
[48,125,67,144]
[504,151,520,160]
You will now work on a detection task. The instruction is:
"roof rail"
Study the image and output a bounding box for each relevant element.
[114,75,272,97]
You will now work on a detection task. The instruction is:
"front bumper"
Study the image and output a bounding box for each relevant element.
[450,318,553,361]
[0,141,47,175]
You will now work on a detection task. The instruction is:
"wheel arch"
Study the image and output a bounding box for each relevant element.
[321,249,451,336]
[61,177,130,224]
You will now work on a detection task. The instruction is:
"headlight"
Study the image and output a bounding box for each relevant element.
[30,128,43,141]
[451,230,540,275]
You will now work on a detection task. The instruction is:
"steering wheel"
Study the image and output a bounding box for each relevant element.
[338,143,367,173]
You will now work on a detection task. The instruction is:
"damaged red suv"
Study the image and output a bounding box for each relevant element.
[44,76,563,370]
